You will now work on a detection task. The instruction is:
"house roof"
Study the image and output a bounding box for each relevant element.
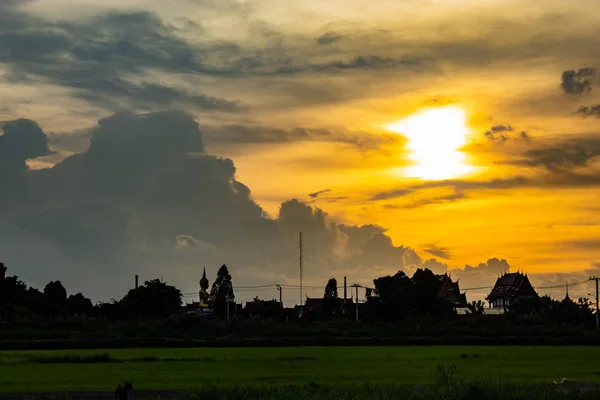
[486,272,537,301]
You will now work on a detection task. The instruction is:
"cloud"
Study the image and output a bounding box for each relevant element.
[421,258,449,275]
[316,32,344,46]
[576,105,600,118]
[506,136,600,172]
[371,178,525,202]
[485,125,512,142]
[423,245,451,260]
[0,10,242,112]
[0,110,424,301]
[0,118,51,177]
[463,258,511,275]
[563,239,600,250]
[203,124,400,150]
[561,67,597,94]
[175,235,216,252]
[309,189,331,198]
[402,189,466,209]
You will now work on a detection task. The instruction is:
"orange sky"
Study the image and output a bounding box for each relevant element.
[1,0,600,303]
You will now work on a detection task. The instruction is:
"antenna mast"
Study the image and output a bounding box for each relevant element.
[299,231,303,306]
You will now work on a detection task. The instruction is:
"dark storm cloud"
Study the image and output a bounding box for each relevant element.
[0,111,423,300]
[576,105,600,117]
[15,202,142,265]
[0,10,242,112]
[0,118,51,173]
[561,68,597,94]
[0,7,425,107]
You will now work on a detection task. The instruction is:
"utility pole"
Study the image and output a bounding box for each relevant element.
[590,277,599,328]
[276,284,283,308]
[299,231,303,306]
[351,284,360,322]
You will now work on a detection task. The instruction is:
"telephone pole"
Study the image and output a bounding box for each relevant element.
[276,284,283,308]
[299,231,303,306]
[592,277,599,329]
[351,284,360,322]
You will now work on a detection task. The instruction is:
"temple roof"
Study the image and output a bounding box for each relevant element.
[435,274,467,305]
[486,272,537,301]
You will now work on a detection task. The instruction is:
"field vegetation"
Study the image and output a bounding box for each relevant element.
[0,346,599,393]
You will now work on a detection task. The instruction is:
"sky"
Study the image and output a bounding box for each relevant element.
[1,0,600,306]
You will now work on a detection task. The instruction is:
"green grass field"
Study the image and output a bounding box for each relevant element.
[0,346,598,393]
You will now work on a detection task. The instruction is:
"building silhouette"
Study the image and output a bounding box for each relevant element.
[487,271,537,309]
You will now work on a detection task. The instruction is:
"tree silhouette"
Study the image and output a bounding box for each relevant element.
[209,265,234,318]
[44,281,67,306]
[67,293,93,315]
[120,279,182,319]
[0,262,6,280]
[322,278,339,318]
[370,270,412,321]
[466,300,485,316]
[324,278,338,300]
[43,280,68,316]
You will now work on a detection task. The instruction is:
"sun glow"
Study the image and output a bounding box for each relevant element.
[386,106,475,180]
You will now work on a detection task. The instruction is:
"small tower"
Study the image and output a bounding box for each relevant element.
[0,263,6,280]
[199,267,209,308]
[564,282,571,302]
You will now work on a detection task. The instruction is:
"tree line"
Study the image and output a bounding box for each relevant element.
[0,262,595,328]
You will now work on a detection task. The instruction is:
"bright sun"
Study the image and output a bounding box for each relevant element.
[385,106,475,180]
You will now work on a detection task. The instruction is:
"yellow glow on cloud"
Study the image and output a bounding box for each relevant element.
[385,106,476,180]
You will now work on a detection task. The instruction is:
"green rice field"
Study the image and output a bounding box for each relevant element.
[0,346,598,393]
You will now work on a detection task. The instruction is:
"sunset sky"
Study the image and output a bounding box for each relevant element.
[1,0,599,305]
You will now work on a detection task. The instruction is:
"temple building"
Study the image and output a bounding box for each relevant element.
[486,271,538,309]
[436,274,467,307]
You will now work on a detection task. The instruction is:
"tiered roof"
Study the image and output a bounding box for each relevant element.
[486,272,537,301]
[436,274,467,306]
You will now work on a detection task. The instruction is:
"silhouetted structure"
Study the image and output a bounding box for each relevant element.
[0,263,6,280]
[199,267,209,309]
[435,274,467,307]
[487,272,537,309]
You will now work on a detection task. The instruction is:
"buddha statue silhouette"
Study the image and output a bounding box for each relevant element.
[199,267,209,308]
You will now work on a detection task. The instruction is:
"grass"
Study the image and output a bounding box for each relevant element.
[151,384,600,400]
[0,346,599,393]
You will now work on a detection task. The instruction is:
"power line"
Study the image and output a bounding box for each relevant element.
[234,284,276,289]
[537,279,590,290]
